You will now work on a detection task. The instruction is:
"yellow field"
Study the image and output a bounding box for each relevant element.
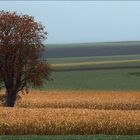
[0,90,140,135]
[0,108,140,135]
[52,59,140,67]
[15,90,140,110]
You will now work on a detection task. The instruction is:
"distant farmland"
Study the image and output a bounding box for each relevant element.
[44,41,140,58]
[38,41,140,91]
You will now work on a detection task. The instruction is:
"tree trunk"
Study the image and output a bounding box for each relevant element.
[5,89,16,107]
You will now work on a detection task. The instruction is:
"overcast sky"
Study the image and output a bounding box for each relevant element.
[0,1,140,44]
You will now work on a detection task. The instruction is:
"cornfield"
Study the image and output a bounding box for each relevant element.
[16,90,140,110]
[0,90,140,135]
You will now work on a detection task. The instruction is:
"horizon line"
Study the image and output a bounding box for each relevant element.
[45,40,140,45]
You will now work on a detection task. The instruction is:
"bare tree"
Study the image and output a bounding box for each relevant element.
[0,11,52,107]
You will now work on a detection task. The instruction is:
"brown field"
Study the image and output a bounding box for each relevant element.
[15,90,140,110]
[0,108,140,135]
[0,90,140,135]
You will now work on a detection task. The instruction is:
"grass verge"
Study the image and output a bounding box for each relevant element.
[0,135,140,140]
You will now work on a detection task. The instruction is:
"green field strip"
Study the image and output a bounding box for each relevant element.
[37,68,140,91]
[48,54,140,64]
[46,41,140,48]
[0,135,140,140]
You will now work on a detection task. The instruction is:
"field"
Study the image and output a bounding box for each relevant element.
[34,68,140,91]
[48,55,140,71]
[0,91,140,136]
[1,42,140,139]
[44,41,140,58]
[15,91,140,110]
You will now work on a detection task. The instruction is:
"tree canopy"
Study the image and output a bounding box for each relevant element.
[0,11,52,107]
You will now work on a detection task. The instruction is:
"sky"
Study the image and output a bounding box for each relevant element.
[0,1,140,44]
